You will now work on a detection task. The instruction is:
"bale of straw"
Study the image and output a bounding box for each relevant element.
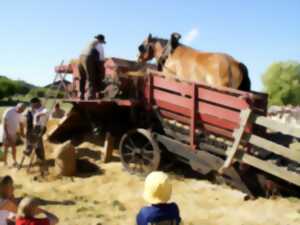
[54,140,76,176]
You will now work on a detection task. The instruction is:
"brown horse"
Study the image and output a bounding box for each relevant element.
[138,33,251,91]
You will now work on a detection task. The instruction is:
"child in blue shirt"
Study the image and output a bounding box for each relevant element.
[136,171,181,225]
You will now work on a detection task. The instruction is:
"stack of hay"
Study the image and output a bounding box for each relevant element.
[54,140,77,176]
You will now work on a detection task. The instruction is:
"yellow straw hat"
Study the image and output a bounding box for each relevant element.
[143,171,172,204]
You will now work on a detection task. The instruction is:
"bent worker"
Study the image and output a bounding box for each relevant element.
[136,171,182,225]
[79,34,106,99]
[50,103,65,119]
[22,98,48,174]
[2,103,26,167]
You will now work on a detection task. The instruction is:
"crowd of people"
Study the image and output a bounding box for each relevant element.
[0,172,181,225]
[1,99,65,170]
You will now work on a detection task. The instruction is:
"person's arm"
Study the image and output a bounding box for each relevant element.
[4,119,12,143]
[136,209,147,225]
[19,122,25,138]
[35,208,59,225]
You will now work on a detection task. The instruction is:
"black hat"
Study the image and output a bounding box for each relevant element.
[30,97,41,104]
[95,34,106,44]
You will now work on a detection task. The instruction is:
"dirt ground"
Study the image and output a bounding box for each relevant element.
[0,137,300,225]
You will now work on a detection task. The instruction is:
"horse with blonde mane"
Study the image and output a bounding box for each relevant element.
[138,33,251,91]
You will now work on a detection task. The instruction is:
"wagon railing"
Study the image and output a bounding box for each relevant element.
[145,69,300,187]
[222,110,300,186]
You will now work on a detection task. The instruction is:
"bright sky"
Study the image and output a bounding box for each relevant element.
[0,0,299,91]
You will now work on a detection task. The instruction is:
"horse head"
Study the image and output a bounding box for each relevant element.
[137,33,182,63]
[138,33,155,63]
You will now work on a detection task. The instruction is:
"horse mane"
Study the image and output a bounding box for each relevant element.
[152,37,168,47]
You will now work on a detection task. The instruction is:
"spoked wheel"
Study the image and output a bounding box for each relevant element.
[119,129,160,175]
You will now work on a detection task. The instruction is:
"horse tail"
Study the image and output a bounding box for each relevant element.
[238,63,251,91]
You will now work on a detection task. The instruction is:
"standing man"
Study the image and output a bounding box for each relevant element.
[79,34,106,99]
[2,103,26,167]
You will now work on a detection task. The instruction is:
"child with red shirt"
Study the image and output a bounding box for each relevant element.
[16,197,58,225]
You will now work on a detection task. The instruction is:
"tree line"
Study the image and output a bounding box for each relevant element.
[0,76,64,100]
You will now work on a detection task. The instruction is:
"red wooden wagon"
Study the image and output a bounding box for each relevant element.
[50,58,300,196]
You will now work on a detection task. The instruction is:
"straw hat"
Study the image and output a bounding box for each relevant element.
[17,197,39,218]
[143,171,172,204]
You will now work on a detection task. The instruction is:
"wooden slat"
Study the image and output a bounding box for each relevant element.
[152,75,250,110]
[197,87,250,110]
[159,108,242,131]
[190,84,197,149]
[198,101,241,123]
[245,134,300,164]
[153,90,241,123]
[199,114,241,131]
[148,70,254,97]
[152,75,192,96]
[160,109,190,124]
[236,152,300,186]
[254,116,300,138]
[159,109,235,139]
[153,89,190,110]
[221,109,252,171]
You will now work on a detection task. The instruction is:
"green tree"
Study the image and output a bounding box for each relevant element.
[0,79,16,99]
[262,61,300,106]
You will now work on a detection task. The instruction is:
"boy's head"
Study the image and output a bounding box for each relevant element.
[17,197,39,218]
[30,97,41,110]
[0,175,14,199]
[143,171,172,204]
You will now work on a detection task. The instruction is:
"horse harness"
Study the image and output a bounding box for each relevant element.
[157,39,179,72]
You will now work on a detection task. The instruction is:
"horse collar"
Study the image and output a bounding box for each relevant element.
[157,41,173,71]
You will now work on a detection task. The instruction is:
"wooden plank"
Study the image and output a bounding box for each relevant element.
[190,83,197,149]
[236,152,300,187]
[197,101,241,125]
[220,108,252,172]
[153,91,242,124]
[101,132,114,163]
[159,109,234,139]
[245,134,300,164]
[158,105,241,131]
[164,128,190,143]
[254,115,300,138]
[197,87,250,110]
[152,75,192,96]
[152,75,250,110]
[148,70,255,97]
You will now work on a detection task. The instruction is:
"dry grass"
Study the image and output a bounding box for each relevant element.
[0,139,300,225]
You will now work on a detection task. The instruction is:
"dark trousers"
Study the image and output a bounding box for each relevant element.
[24,127,45,160]
[79,55,103,99]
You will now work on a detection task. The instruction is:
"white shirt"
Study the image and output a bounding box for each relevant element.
[95,43,105,61]
[0,199,15,225]
[81,39,105,61]
[32,106,48,128]
[2,107,22,136]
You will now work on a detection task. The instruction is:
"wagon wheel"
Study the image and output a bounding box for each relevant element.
[119,129,160,175]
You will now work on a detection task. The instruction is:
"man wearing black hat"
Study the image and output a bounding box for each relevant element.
[79,34,106,99]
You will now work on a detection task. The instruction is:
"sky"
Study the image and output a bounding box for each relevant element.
[0,0,299,91]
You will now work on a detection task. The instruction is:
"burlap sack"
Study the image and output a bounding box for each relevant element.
[54,140,76,176]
